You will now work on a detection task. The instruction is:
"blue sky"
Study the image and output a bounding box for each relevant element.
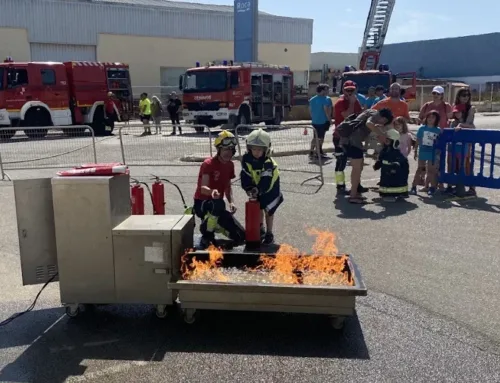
[178,0,499,52]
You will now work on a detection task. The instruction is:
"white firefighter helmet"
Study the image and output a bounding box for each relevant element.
[386,128,400,149]
[246,128,271,155]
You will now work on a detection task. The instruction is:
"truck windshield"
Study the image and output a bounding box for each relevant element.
[183,70,227,93]
[342,73,390,96]
[0,68,4,90]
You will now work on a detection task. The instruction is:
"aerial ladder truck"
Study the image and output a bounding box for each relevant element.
[340,0,417,99]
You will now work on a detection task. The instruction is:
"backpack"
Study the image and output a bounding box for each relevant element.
[336,113,365,138]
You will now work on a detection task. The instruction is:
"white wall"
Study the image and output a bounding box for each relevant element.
[310,52,358,71]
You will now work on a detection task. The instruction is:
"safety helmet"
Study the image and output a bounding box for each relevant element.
[246,128,271,155]
[385,128,400,149]
[214,130,237,153]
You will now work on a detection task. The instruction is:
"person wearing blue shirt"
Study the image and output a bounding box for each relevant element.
[373,85,386,104]
[411,110,441,196]
[356,92,367,109]
[309,84,332,158]
[364,86,378,109]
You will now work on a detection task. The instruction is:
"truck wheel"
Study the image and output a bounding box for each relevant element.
[194,126,205,133]
[0,129,16,141]
[23,108,50,139]
[237,107,251,134]
[91,106,109,136]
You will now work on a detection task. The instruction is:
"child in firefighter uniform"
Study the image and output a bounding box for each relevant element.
[240,129,284,245]
[373,129,410,202]
[193,130,245,249]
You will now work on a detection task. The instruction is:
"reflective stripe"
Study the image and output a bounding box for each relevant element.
[335,171,345,185]
[379,186,408,193]
[265,194,282,212]
[382,160,400,165]
[245,158,279,193]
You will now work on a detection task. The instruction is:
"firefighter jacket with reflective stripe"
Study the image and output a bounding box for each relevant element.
[240,153,280,195]
[374,145,410,195]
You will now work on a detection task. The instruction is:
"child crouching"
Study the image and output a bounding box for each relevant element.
[241,128,284,245]
[373,129,410,202]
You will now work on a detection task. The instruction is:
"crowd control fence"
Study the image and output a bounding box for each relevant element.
[234,124,325,188]
[437,129,500,192]
[0,125,97,180]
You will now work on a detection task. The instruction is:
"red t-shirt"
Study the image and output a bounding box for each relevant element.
[334,96,362,127]
[193,157,235,200]
[105,99,116,115]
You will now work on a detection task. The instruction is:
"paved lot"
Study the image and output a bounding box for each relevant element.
[0,115,499,382]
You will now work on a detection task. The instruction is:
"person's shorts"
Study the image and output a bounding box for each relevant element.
[312,122,330,140]
[259,192,284,216]
[141,114,151,122]
[343,145,364,160]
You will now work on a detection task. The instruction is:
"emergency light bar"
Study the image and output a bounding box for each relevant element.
[378,64,390,71]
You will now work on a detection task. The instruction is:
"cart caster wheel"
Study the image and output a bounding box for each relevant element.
[65,305,81,318]
[183,309,198,324]
[330,316,345,330]
[155,305,168,319]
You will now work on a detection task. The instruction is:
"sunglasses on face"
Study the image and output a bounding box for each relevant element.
[432,92,441,95]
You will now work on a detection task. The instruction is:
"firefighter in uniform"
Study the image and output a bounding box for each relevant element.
[373,128,410,202]
[240,129,283,245]
[193,130,245,249]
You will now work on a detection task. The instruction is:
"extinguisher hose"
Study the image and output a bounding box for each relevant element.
[160,178,187,208]
[130,178,156,213]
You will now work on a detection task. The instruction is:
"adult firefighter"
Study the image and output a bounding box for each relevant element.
[193,130,245,249]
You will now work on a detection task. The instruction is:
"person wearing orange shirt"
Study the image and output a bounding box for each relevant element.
[373,83,410,122]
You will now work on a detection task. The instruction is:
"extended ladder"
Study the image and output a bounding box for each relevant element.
[359,0,396,70]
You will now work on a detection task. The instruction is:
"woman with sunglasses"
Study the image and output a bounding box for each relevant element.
[418,85,453,191]
[448,88,476,196]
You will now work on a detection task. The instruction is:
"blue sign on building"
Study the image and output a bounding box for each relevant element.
[234,0,259,62]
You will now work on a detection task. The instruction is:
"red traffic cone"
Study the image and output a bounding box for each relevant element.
[303,127,308,135]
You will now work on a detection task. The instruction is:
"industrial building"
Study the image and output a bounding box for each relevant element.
[310,52,359,71]
[0,0,313,94]
[380,33,500,85]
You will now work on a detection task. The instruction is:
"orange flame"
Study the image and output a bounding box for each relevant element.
[181,229,354,286]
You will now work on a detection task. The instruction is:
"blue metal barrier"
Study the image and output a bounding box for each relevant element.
[437,129,500,189]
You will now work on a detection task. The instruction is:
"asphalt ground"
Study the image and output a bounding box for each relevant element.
[0,116,499,382]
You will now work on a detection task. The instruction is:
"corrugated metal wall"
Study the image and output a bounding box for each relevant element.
[30,43,96,62]
[0,0,313,46]
[380,33,500,78]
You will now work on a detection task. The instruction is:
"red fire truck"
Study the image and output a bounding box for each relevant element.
[0,60,133,140]
[179,61,293,132]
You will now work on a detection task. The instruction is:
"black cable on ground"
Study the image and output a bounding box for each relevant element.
[0,273,59,327]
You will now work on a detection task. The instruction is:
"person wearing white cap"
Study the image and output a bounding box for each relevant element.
[418,85,452,130]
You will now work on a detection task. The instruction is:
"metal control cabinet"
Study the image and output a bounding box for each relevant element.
[112,215,194,304]
[51,175,131,304]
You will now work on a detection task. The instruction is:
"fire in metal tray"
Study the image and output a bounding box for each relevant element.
[181,229,354,286]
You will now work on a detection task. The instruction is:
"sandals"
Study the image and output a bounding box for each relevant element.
[348,196,366,204]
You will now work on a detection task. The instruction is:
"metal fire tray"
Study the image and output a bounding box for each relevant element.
[169,250,367,328]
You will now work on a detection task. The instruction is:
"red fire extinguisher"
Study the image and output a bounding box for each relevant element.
[151,178,165,215]
[245,197,261,249]
[131,183,145,215]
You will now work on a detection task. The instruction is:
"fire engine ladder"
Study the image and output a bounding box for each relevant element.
[359,0,396,70]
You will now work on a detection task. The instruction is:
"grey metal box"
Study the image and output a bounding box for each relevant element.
[51,175,130,304]
[14,178,59,286]
[112,215,194,304]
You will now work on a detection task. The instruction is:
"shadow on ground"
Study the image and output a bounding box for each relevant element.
[0,306,369,383]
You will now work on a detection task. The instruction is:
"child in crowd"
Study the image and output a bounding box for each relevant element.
[241,128,284,245]
[373,129,409,202]
[411,110,441,196]
[394,116,413,158]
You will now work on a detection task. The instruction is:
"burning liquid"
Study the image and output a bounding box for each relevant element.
[181,229,354,286]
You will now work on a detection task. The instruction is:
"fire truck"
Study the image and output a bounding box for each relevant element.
[340,0,417,99]
[179,61,293,132]
[0,60,133,140]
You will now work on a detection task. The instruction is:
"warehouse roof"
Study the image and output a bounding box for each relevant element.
[86,0,273,15]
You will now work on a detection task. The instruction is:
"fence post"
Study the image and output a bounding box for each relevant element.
[88,125,98,163]
[491,84,494,112]
[118,126,127,164]
[419,85,424,110]
[0,151,6,180]
[310,125,324,186]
